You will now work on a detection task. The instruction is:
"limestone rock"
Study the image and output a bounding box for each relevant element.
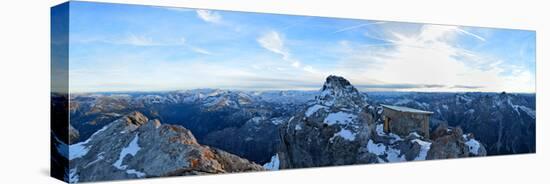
[68,112,264,183]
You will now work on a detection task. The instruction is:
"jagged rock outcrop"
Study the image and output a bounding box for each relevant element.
[278,75,374,168]
[316,75,367,109]
[68,112,263,183]
[427,124,487,159]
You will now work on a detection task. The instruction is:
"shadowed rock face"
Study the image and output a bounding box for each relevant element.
[68,124,80,144]
[69,112,264,183]
[278,75,374,168]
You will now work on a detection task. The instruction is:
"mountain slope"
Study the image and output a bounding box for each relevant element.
[66,112,264,183]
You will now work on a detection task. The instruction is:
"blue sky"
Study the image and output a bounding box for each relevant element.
[64,1,536,93]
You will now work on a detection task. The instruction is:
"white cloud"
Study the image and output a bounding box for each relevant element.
[196,10,221,24]
[123,34,156,46]
[189,46,212,55]
[258,31,288,58]
[455,27,486,42]
[332,25,534,92]
[257,31,319,73]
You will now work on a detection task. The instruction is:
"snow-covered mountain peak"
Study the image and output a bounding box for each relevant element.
[315,75,367,109]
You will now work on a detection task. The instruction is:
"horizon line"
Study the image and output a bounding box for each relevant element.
[61,88,536,95]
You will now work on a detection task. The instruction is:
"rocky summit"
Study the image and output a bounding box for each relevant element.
[276,75,486,169]
[278,75,375,168]
[66,112,263,183]
[316,75,367,109]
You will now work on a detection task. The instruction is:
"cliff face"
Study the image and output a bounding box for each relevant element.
[66,112,263,183]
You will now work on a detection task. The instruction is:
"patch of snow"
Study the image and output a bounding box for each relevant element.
[411,139,431,160]
[126,169,146,178]
[377,108,383,114]
[518,106,536,119]
[250,116,266,124]
[442,105,449,110]
[84,152,105,168]
[456,95,473,104]
[113,134,141,170]
[375,124,385,136]
[465,138,481,155]
[420,102,430,108]
[270,117,285,125]
[408,132,422,138]
[68,168,79,183]
[331,129,356,141]
[323,112,357,125]
[367,140,386,155]
[69,123,111,160]
[305,104,327,117]
[386,147,406,162]
[388,133,403,144]
[295,124,303,131]
[288,116,295,123]
[69,141,91,161]
[263,154,280,170]
[395,98,413,105]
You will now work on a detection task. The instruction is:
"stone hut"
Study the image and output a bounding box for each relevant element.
[381,104,433,138]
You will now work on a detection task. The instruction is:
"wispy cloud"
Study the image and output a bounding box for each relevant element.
[162,7,192,12]
[455,27,486,42]
[451,85,484,89]
[355,83,446,90]
[196,9,222,24]
[332,24,534,92]
[179,37,213,55]
[122,34,157,46]
[189,46,212,55]
[257,31,301,68]
[257,31,320,74]
[333,22,385,33]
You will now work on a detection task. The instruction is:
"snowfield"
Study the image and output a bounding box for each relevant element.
[305,104,327,117]
[323,111,357,125]
[331,129,356,141]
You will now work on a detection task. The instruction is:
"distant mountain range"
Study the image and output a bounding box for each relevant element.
[52,75,535,183]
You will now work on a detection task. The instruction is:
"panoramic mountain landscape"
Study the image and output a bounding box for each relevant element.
[51,2,536,183]
[52,75,535,183]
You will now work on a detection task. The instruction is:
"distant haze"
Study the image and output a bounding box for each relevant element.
[60,2,536,93]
